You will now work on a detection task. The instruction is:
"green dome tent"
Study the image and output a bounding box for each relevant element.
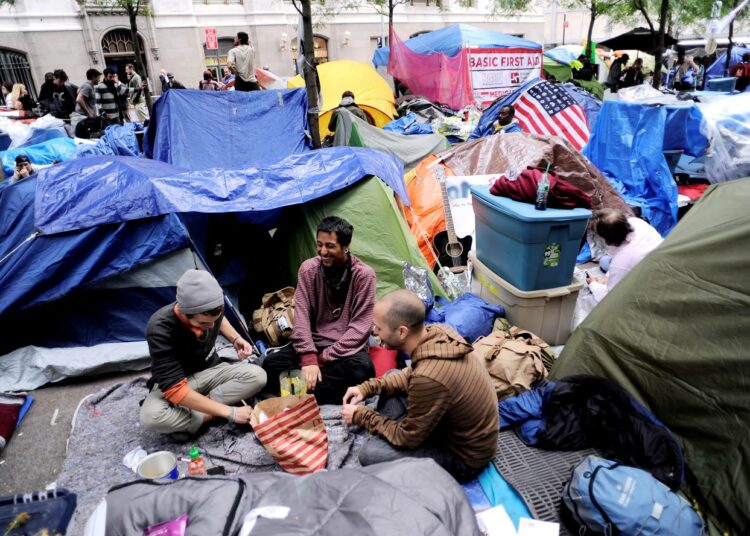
[551,178,750,534]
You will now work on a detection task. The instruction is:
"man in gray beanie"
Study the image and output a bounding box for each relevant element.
[140,269,267,435]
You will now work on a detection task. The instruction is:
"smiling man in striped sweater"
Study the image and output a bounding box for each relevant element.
[261,216,376,404]
[342,289,498,482]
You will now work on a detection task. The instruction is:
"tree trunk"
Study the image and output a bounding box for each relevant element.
[389,0,394,33]
[652,0,669,88]
[127,6,153,115]
[585,0,597,58]
[725,0,739,76]
[301,0,321,148]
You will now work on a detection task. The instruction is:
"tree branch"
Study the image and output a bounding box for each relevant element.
[634,0,655,33]
[290,0,303,16]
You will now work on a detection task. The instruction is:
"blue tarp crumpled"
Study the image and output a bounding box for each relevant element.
[426,293,505,343]
[583,100,677,236]
[1,137,77,179]
[0,176,189,316]
[144,88,312,170]
[76,123,142,158]
[383,112,434,135]
[35,147,408,235]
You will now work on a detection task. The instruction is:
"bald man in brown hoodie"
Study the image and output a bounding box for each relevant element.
[342,289,498,482]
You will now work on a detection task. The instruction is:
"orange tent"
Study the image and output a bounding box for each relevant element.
[401,156,450,269]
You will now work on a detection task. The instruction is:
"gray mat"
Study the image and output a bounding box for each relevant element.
[494,430,598,536]
[57,377,372,534]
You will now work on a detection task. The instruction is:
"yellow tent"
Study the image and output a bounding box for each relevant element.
[288,60,396,137]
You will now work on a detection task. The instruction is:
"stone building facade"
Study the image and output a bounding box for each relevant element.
[0,0,547,96]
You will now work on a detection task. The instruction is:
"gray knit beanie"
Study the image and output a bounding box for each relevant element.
[176,269,224,315]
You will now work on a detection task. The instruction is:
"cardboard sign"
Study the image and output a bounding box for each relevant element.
[445,174,498,243]
[468,48,542,107]
[205,27,218,50]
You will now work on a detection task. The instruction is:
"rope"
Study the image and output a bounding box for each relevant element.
[0,231,40,266]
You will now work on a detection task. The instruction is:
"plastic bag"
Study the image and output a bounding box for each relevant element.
[0,116,31,149]
[29,114,65,131]
[699,91,750,183]
[403,262,434,308]
[426,293,505,343]
[279,370,307,396]
[144,514,188,536]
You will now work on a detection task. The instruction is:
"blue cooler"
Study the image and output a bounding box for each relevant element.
[471,185,591,291]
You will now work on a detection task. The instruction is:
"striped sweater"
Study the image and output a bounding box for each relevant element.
[353,325,499,468]
[292,255,376,366]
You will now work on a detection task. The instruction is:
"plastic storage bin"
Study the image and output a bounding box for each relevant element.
[471,185,590,291]
[705,77,737,93]
[470,253,583,345]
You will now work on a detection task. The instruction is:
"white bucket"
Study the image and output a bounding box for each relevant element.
[136,451,179,482]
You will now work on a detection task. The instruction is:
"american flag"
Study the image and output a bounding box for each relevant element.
[513,81,590,150]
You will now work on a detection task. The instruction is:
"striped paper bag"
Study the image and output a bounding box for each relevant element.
[250,394,328,474]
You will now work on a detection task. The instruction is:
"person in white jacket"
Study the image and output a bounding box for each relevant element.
[587,209,663,302]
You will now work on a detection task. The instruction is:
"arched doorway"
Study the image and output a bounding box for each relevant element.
[101,29,148,79]
[0,48,36,99]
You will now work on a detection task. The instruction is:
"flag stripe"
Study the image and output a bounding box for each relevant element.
[510,81,590,150]
[516,96,558,137]
[558,108,588,148]
[551,110,585,149]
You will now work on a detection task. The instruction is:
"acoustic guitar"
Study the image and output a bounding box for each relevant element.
[431,165,473,275]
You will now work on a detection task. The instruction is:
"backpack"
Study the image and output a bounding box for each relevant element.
[562,455,704,536]
[252,287,295,346]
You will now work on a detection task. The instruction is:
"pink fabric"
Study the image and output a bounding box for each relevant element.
[388,28,475,110]
[291,255,376,364]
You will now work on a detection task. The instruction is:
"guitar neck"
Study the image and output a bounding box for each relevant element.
[436,168,458,244]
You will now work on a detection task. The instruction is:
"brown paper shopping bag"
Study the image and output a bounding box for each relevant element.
[250,394,328,474]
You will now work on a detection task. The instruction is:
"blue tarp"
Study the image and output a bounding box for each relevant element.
[144,88,311,170]
[1,137,76,179]
[373,24,542,67]
[663,105,707,157]
[383,112,434,135]
[583,101,677,235]
[0,176,189,317]
[706,46,750,80]
[35,148,408,235]
[0,126,67,152]
[76,123,142,158]
[544,47,579,66]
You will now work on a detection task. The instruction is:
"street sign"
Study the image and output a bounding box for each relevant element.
[205,27,218,50]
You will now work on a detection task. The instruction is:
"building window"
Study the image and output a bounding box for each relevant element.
[204,38,235,81]
[101,29,148,78]
[292,35,329,69]
[0,48,36,100]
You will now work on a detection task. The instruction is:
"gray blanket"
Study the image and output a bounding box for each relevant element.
[57,377,372,533]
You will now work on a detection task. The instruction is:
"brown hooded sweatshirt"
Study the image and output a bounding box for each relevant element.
[353,324,499,468]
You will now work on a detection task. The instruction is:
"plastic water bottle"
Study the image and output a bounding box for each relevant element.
[187,445,207,477]
[535,164,550,211]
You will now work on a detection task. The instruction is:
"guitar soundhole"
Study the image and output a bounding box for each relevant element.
[446,242,464,258]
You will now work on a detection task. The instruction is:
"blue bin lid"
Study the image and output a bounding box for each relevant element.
[470,185,591,222]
